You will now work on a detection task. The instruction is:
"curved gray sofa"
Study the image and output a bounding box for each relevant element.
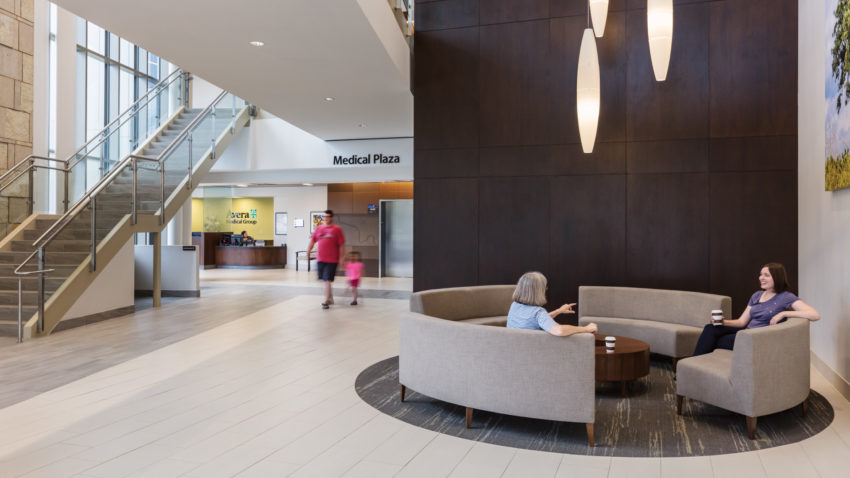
[408,284,515,326]
[676,318,811,439]
[401,286,597,445]
[577,286,731,362]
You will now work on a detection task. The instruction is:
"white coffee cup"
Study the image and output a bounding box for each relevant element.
[711,309,723,326]
[605,336,616,350]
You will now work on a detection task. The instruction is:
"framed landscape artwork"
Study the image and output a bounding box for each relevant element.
[827,0,850,191]
[310,211,324,232]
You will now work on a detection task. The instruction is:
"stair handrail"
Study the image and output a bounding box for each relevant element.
[0,69,184,217]
[0,155,67,189]
[29,89,230,251]
[66,68,183,170]
[14,265,54,342]
[146,90,229,167]
[14,90,246,340]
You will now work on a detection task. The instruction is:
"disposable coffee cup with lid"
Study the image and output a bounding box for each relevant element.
[605,336,616,349]
[711,309,723,326]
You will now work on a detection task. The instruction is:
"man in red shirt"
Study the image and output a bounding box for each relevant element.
[306,210,346,309]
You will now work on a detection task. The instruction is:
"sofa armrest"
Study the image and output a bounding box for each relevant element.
[730,318,810,416]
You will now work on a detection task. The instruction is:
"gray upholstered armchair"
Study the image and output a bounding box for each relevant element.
[675,318,811,439]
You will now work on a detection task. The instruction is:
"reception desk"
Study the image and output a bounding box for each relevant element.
[215,245,287,269]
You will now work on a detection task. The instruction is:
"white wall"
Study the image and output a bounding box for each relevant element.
[134,245,199,292]
[799,0,850,395]
[190,76,223,110]
[61,238,135,321]
[208,113,413,184]
[228,185,327,268]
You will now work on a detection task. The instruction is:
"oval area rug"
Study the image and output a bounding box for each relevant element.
[354,356,834,457]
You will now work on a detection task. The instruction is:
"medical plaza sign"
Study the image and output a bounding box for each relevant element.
[332,153,401,166]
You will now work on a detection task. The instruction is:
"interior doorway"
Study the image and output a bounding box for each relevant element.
[380,199,413,278]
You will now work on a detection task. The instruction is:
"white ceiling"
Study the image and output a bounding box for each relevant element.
[51,0,413,141]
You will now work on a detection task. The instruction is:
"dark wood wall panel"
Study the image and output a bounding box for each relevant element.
[709,136,797,172]
[626,173,710,291]
[477,178,550,285]
[709,171,798,315]
[415,0,479,32]
[479,20,551,146]
[627,140,708,174]
[413,0,798,315]
[480,146,550,177]
[545,16,583,145]
[415,148,480,178]
[479,0,548,24]
[709,0,797,137]
[413,179,479,291]
[414,27,480,149]
[547,143,626,175]
[548,175,627,319]
[625,3,709,141]
[552,0,626,18]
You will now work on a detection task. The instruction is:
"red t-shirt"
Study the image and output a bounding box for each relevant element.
[311,224,345,263]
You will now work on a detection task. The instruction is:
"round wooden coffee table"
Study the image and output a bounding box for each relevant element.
[594,334,650,397]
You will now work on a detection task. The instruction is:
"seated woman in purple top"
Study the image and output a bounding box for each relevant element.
[693,262,820,356]
[506,272,598,336]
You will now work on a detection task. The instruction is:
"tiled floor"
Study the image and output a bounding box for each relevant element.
[0,269,848,477]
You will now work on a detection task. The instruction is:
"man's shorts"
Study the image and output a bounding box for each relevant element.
[317,262,338,282]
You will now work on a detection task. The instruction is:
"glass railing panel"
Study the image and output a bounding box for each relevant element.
[160,138,191,201]
[63,71,183,209]
[91,163,134,255]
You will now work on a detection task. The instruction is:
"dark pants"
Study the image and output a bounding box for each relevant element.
[693,324,741,356]
[316,262,338,282]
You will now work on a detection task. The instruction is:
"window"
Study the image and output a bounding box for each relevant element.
[74,17,175,186]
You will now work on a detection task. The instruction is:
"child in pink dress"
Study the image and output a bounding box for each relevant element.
[345,251,364,305]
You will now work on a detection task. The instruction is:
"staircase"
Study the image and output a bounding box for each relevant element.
[1,93,250,339]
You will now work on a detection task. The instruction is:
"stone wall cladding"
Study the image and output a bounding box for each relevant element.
[0,0,32,177]
[0,0,33,234]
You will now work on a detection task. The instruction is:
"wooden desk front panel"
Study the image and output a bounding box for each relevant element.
[215,246,287,268]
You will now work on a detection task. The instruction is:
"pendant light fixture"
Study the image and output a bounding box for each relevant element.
[577,26,600,154]
[589,0,609,38]
[647,0,673,81]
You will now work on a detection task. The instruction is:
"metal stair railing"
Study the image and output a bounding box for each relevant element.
[13,90,248,341]
[0,68,185,239]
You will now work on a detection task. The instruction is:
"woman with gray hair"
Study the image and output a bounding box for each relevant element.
[507,272,598,336]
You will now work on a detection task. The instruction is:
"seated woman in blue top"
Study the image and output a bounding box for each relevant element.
[506,272,598,336]
[693,262,820,356]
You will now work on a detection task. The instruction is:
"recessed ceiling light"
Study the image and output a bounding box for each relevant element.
[236,184,249,187]
[358,123,367,128]
[302,182,313,186]
[325,97,335,102]
[249,41,265,47]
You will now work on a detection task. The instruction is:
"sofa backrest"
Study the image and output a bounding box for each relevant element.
[731,318,810,416]
[409,285,515,321]
[578,286,731,328]
[399,311,595,424]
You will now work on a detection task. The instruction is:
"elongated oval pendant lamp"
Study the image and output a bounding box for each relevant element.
[589,0,609,38]
[647,0,673,81]
[577,28,600,154]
